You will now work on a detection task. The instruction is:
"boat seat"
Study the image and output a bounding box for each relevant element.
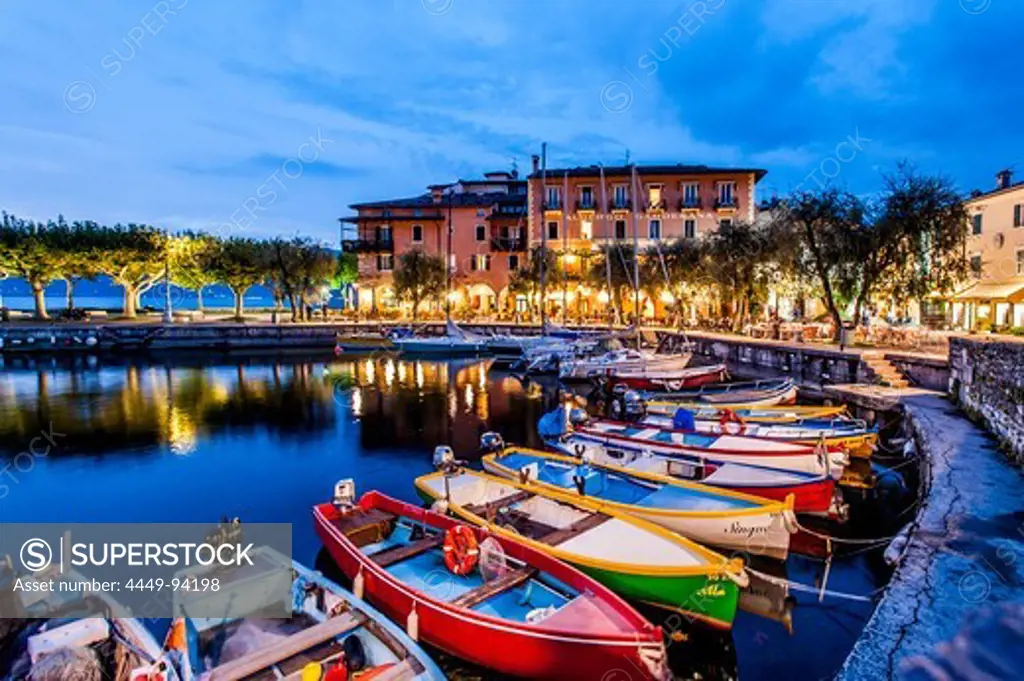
[538,513,611,546]
[449,567,537,609]
[206,612,367,681]
[464,490,533,520]
[368,534,444,568]
[330,508,397,548]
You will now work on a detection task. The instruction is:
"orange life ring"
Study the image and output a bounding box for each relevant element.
[443,524,479,575]
[719,409,746,435]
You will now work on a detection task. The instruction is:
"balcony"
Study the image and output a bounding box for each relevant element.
[576,198,597,212]
[714,198,738,211]
[343,238,394,253]
[608,200,632,212]
[679,197,702,210]
[543,199,563,212]
[646,198,668,212]
[491,237,526,252]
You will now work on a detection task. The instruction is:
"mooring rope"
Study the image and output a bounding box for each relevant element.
[795,520,901,546]
[745,567,881,603]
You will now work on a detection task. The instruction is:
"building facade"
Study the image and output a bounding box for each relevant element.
[951,170,1024,331]
[340,161,766,319]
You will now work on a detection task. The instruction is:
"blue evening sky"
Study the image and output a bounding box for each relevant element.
[1,0,1020,242]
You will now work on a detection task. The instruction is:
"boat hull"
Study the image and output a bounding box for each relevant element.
[612,365,727,392]
[561,353,692,381]
[393,339,485,355]
[315,496,668,680]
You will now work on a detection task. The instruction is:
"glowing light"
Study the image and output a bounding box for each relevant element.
[384,359,395,387]
[581,220,593,240]
[398,362,407,383]
[563,253,577,265]
[351,389,363,416]
[660,290,676,304]
[447,290,462,303]
[415,362,425,389]
[364,359,375,383]
[464,384,474,410]
[579,286,591,296]
[168,407,197,456]
[597,290,610,304]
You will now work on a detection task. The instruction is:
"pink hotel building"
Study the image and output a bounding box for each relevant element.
[340,157,766,318]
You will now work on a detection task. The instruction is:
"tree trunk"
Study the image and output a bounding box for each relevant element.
[123,286,138,318]
[32,282,48,320]
[65,277,75,310]
[196,287,204,312]
[233,288,245,320]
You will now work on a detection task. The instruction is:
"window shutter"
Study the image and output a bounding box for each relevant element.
[1015,204,1021,227]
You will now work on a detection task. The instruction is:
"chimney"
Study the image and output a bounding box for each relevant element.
[531,155,540,174]
[996,169,1013,190]
[431,186,444,203]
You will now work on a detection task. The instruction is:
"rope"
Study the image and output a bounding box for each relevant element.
[746,567,880,603]
[795,519,901,546]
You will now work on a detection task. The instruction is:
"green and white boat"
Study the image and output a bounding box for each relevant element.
[414,454,748,630]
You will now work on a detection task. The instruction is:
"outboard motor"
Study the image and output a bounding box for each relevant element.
[612,389,646,422]
[433,445,461,474]
[333,479,357,509]
[568,407,589,427]
[480,431,505,454]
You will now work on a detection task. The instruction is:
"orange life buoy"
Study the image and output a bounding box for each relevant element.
[719,409,746,435]
[443,524,479,575]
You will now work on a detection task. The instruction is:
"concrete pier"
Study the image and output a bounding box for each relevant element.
[838,388,1024,679]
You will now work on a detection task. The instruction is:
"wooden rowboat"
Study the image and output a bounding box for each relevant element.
[414,465,748,630]
[640,412,879,459]
[314,489,670,680]
[609,364,727,392]
[553,437,844,517]
[564,420,850,478]
[640,378,798,407]
[163,548,444,681]
[481,447,797,560]
[644,403,849,422]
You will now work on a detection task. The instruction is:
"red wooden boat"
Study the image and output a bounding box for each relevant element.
[314,488,670,680]
[610,363,728,392]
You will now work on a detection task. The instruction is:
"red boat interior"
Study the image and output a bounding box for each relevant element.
[317,501,641,637]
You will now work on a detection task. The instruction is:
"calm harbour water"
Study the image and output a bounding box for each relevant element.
[0,353,892,680]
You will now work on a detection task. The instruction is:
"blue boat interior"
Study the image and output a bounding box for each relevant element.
[356,520,575,623]
[613,424,719,448]
[496,451,759,511]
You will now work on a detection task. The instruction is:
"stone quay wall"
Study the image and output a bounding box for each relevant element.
[949,336,1024,464]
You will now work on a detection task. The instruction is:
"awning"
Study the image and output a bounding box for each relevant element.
[951,279,1024,303]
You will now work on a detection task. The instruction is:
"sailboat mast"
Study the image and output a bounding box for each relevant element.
[599,164,613,331]
[445,189,453,322]
[631,164,641,347]
[561,171,569,325]
[539,143,547,331]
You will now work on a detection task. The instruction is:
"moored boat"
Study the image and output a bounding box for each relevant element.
[161,547,444,681]
[314,485,670,680]
[414,453,748,630]
[639,409,879,459]
[559,349,692,381]
[644,403,849,422]
[557,418,849,479]
[609,363,728,392]
[392,320,488,356]
[640,378,799,407]
[335,327,404,354]
[480,442,797,560]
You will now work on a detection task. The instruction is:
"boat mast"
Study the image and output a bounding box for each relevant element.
[599,164,613,331]
[540,143,547,332]
[561,171,569,325]
[631,164,641,348]
[445,189,453,323]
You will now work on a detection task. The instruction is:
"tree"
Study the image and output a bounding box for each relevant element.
[509,246,560,320]
[643,238,705,326]
[332,252,359,308]
[93,224,169,318]
[208,238,264,320]
[172,232,221,312]
[392,248,447,321]
[772,190,866,339]
[0,213,66,319]
[587,244,637,324]
[701,221,776,331]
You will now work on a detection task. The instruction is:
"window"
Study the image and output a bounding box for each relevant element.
[614,219,627,239]
[720,219,732,229]
[1017,250,1024,276]
[581,219,593,240]
[413,208,423,217]
[580,186,594,208]
[475,224,486,241]
[412,224,423,243]
[546,186,561,208]
[684,219,696,239]
[717,182,735,206]
[476,208,485,217]
[682,182,700,206]
[547,221,559,240]
[377,254,393,272]
[471,254,491,271]
[1014,204,1022,227]
[648,184,663,207]
[508,254,520,271]
[972,214,983,235]
[377,225,392,242]
[613,185,628,208]
[648,219,662,239]
[971,254,982,278]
